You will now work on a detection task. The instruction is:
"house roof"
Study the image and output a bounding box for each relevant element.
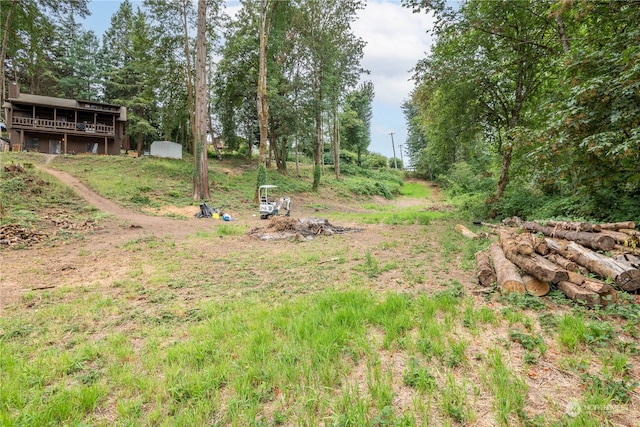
[9,94,79,109]
[8,94,123,110]
[7,94,127,121]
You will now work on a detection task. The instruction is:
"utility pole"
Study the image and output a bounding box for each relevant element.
[398,144,404,169]
[389,131,397,169]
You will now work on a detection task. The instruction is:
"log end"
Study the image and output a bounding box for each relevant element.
[501,281,526,294]
[523,275,550,297]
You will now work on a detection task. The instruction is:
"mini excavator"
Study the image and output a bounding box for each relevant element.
[258,185,291,219]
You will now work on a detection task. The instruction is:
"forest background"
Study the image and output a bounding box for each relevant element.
[1,0,639,221]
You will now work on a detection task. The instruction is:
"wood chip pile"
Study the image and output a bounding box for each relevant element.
[249,216,363,241]
[471,218,640,307]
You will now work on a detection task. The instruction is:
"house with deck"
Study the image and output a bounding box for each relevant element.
[2,82,127,155]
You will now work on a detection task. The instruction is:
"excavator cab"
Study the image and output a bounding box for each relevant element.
[258,185,291,219]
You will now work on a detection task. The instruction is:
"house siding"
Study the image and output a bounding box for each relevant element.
[3,84,126,155]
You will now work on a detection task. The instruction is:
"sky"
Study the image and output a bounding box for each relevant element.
[80,0,435,164]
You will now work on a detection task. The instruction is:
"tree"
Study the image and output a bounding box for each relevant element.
[293,0,365,191]
[539,0,640,217]
[193,0,210,200]
[256,0,277,166]
[340,81,373,166]
[102,3,159,155]
[406,0,559,203]
[56,13,101,100]
[1,0,89,118]
[213,1,261,158]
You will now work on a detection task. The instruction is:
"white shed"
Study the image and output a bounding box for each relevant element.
[150,141,182,159]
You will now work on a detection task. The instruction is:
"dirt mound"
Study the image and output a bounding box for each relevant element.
[249,216,363,240]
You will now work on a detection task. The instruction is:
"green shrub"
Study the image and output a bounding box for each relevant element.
[339,150,358,165]
[362,153,388,169]
[437,161,494,196]
[495,188,546,219]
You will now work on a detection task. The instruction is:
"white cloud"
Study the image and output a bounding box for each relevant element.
[353,0,435,106]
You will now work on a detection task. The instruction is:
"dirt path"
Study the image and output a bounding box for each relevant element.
[41,166,205,236]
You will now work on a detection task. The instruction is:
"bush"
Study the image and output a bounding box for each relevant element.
[437,161,494,196]
[362,153,388,169]
[494,188,546,220]
[388,157,403,169]
[339,150,358,165]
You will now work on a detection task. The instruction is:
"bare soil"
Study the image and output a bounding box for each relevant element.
[1,166,465,309]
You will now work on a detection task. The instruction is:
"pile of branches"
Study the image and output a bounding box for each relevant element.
[0,224,48,247]
[249,217,362,241]
[43,212,97,231]
[3,163,27,174]
[474,218,639,307]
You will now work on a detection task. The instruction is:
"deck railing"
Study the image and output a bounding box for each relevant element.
[12,117,114,135]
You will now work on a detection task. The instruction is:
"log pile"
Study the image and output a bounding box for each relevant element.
[475,218,640,307]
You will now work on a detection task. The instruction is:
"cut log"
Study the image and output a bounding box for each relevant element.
[523,221,615,251]
[600,229,639,246]
[557,281,602,308]
[545,238,640,291]
[522,275,550,296]
[619,228,640,238]
[614,244,639,253]
[488,244,525,293]
[599,221,635,230]
[499,229,534,257]
[515,232,536,255]
[546,220,601,233]
[535,239,550,256]
[475,251,496,287]
[456,224,478,239]
[581,280,617,304]
[566,270,586,285]
[615,254,640,268]
[547,253,578,272]
[566,271,617,305]
[505,251,569,284]
[500,230,568,283]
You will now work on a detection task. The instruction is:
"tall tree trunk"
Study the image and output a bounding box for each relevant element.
[313,105,323,191]
[333,107,340,179]
[136,134,143,156]
[0,0,17,121]
[181,0,196,154]
[495,143,512,201]
[192,0,209,200]
[257,0,271,166]
[207,104,222,160]
[295,137,300,176]
[279,136,288,174]
[270,114,287,173]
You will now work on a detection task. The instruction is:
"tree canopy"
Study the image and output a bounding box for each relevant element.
[403,0,640,220]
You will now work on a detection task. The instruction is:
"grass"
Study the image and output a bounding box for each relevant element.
[397,181,432,198]
[1,152,640,426]
[0,160,98,228]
